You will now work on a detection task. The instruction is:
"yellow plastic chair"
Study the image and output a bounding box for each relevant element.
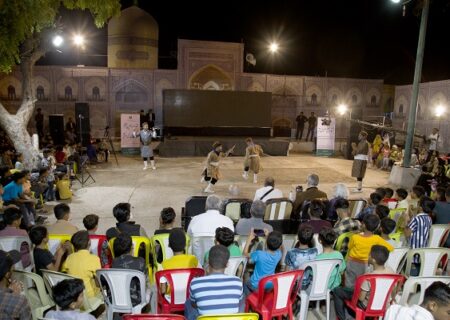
[334,231,355,258]
[47,234,73,255]
[197,314,259,320]
[13,270,55,320]
[150,233,190,271]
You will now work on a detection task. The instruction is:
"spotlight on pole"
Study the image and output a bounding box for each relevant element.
[269,42,279,53]
[73,34,85,47]
[390,0,401,3]
[52,35,64,47]
[435,105,445,118]
[337,104,348,115]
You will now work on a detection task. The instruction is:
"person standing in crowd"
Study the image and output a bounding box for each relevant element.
[201,142,235,193]
[242,137,263,184]
[351,131,370,193]
[133,122,156,170]
[305,112,317,142]
[427,128,440,152]
[35,108,44,138]
[65,117,76,133]
[295,111,308,141]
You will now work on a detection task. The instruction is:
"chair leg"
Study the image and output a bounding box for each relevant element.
[299,293,309,320]
[326,292,331,320]
[355,308,365,320]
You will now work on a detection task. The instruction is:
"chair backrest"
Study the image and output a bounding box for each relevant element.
[334,231,355,257]
[47,234,72,255]
[182,196,207,231]
[428,224,450,248]
[197,314,259,320]
[299,259,342,299]
[109,236,152,266]
[348,199,367,218]
[386,247,409,273]
[264,198,293,221]
[190,236,216,263]
[89,235,111,267]
[155,268,205,306]
[312,234,323,255]
[96,268,147,313]
[351,274,405,314]
[280,234,297,265]
[223,198,252,222]
[0,236,33,270]
[41,269,75,293]
[151,233,191,270]
[399,276,450,306]
[224,256,247,278]
[257,270,304,313]
[389,208,406,223]
[123,315,186,320]
[405,248,450,277]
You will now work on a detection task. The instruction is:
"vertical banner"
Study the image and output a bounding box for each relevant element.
[120,113,140,155]
[316,117,336,157]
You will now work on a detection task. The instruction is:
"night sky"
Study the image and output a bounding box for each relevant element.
[37,0,450,85]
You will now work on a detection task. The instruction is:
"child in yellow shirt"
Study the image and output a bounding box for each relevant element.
[345,214,394,287]
[56,173,72,200]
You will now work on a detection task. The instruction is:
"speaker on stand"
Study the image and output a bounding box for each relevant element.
[75,102,90,146]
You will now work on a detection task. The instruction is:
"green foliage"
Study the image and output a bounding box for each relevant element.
[0,0,120,73]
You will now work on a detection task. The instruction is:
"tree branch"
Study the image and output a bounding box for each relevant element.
[0,101,13,129]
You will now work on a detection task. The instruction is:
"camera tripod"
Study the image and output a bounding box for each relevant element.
[104,126,119,166]
[75,156,96,187]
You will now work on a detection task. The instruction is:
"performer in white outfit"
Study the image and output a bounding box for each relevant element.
[133,122,156,170]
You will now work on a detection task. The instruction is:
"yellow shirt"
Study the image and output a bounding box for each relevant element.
[47,220,78,235]
[62,249,101,297]
[162,254,198,270]
[348,234,394,262]
[56,179,72,200]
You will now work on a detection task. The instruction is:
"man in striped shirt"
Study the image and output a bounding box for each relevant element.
[185,245,243,320]
[405,197,434,249]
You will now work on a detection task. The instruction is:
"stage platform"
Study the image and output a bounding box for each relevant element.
[158,136,290,157]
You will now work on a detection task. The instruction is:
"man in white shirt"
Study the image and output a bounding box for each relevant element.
[384,281,450,320]
[427,128,440,151]
[253,177,283,202]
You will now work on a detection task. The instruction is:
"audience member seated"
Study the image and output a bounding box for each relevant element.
[333,198,361,239]
[356,192,382,221]
[185,245,244,320]
[375,204,390,220]
[344,214,394,288]
[0,184,18,213]
[433,187,450,247]
[235,200,273,236]
[154,207,176,235]
[106,202,147,240]
[54,145,67,165]
[380,218,400,248]
[292,173,328,218]
[47,203,78,235]
[315,227,346,290]
[45,279,96,320]
[382,187,397,208]
[162,228,198,270]
[395,188,409,209]
[333,245,395,320]
[384,281,450,320]
[203,227,242,266]
[404,196,434,250]
[0,249,32,319]
[326,183,349,222]
[409,185,426,214]
[0,166,12,187]
[304,200,332,233]
[56,173,72,200]
[243,230,282,294]
[14,153,24,171]
[187,195,234,237]
[253,176,283,202]
[83,214,110,266]
[30,226,70,276]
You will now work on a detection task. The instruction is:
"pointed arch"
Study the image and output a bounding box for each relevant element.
[188,64,233,90]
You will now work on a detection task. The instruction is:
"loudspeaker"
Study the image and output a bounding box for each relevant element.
[346,107,363,160]
[49,115,65,145]
[75,103,90,146]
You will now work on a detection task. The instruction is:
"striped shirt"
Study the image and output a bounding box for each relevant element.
[189,273,243,315]
[408,213,432,249]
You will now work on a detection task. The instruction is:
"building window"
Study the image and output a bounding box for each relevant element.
[36,86,45,100]
[311,93,318,105]
[370,95,377,104]
[92,86,100,100]
[352,94,358,104]
[7,85,16,100]
[399,104,404,114]
[64,86,73,100]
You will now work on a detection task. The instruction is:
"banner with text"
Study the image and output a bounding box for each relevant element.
[120,113,140,155]
[316,117,335,157]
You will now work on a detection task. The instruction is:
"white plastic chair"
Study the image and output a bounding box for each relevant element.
[297,259,342,320]
[224,256,247,278]
[312,234,323,255]
[398,276,450,306]
[0,236,34,271]
[189,235,215,264]
[12,270,55,320]
[281,234,297,266]
[427,224,450,248]
[386,247,409,273]
[96,268,149,320]
[405,248,450,277]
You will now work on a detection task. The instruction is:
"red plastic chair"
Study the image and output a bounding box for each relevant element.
[155,268,205,314]
[89,234,112,268]
[123,315,185,320]
[245,269,304,320]
[344,274,406,320]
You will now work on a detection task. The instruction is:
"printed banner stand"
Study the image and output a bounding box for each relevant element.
[316,117,336,157]
[120,113,141,155]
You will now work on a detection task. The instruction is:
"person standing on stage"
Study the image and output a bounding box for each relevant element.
[133,122,156,170]
[305,112,317,142]
[202,141,235,193]
[295,112,308,141]
[242,137,264,184]
[351,131,370,193]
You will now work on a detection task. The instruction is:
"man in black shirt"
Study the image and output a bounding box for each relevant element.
[306,112,317,142]
[295,112,308,140]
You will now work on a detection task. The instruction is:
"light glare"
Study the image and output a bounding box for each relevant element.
[52,35,63,47]
[337,104,348,115]
[73,34,85,47]
[269,42,279,53]
[435,105,445,117]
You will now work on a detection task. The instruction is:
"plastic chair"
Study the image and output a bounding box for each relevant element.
[109,236,152,266]
[398,276,450,306]
[155,268,205,313]
[297,259,342,320]
[12,270,55,320]
[182,196,207,231]
[197,314,259,320]
[41,269,103,313]
[405,248,450,276]
[334,231,355,258]
[223,198,253,222]
[123,316,185,320]
[89,234,112,268]
[385,247,409,273]
[344,274,405,320]
[388,208,406,224]
[348,199,367,218]
[150,233,191,271]
[263,198,293,233]
[224,256,248,278]
[281,234,297,266]
[389,232,404,245]
[96,268,149,320]
[312,233,323,255]
[189,235,216,263]
[0,236,34,271]
[427,224,450,248]
[47,234,73,255]
[245,269,304,320]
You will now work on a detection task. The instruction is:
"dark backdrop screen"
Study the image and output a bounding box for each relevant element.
[163,89,272,128]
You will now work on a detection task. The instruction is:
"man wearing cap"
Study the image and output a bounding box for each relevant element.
[351,131,370,193]
[201,141,235,193]
[0,249,32,319]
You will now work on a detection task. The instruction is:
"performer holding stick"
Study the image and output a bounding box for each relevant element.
[133,122,156,170]
[351,130,370,193]
[242,137,264,184]
[202,141,235,193]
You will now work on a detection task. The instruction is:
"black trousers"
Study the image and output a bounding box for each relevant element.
[306,126,315,141]
[296,125,304,140]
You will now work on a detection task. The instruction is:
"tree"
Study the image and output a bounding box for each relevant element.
[0,0,120,168]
